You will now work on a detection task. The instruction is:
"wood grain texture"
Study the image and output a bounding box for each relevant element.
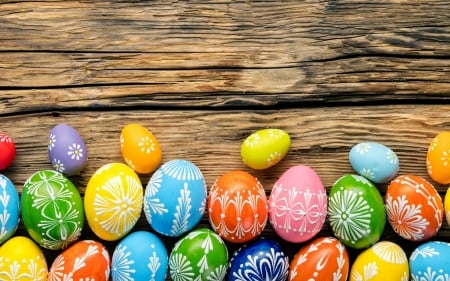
[1,0,450,279]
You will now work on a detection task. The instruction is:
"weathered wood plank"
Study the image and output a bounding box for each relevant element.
[0,0,449,114]
[2,104,450,267]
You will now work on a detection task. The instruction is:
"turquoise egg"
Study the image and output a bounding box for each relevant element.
[0,174,20,244]
[410,241,450,280]
[327,174,386,249]
[112,231,168,281]
[349,142,399,183]
[143,159,207,237]
[21,170,84,250]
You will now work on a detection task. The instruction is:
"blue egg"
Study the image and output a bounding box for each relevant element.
[410,241,450,280]
[0,174,20,244]
[143,159,207,237]
[111,231,168,281]
[349,142,399,183]
[227,239,289,281]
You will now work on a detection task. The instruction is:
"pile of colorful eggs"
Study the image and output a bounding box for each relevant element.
[1,125,450,281]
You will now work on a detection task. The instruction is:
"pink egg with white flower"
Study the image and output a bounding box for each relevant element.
[48,124,88,176]
[268,165,327,243]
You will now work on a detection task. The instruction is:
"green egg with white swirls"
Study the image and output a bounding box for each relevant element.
[327,174,386,249]
[21,170,84,250]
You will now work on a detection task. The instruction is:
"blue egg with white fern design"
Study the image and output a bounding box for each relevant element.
[0,174,20,245]
[410,241,450,281]
[227,238,289,281]
[111,231,168,281]
[349,142,399,183]
[143,159,207,237]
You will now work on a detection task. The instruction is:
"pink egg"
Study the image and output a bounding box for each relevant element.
[268,165,327,243]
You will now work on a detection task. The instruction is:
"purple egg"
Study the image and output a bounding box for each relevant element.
[48,124,88,176]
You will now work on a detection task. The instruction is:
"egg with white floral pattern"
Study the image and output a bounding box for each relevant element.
[48,240,110,281]
[327,174,386,249]
[410,241,450,281]
[228,239,288,281]
[241,128,290,170]
[111,231,168,281]
[85,163,143,241]
[0,236,48,281]
[169,228,228,281]
[427,131,450,184]
[48,124,88,176]
[385,174,443,241]
[289,236,349,281]
[21,170,84,250]
[144,159,207,237]
[120,123,162,174]
[350,241,409,281]
[349,141,399,183]
[0,174,20,245]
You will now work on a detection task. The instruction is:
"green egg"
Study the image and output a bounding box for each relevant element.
[21,170,84,250]
[327,174,386,249]
[241,128,290,170]
[169,228,228,281]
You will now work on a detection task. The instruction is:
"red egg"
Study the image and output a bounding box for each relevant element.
[385,175,443,241]
[289,236,349,281]
[0,132,15,170]
[48,240,110,281]
[208,170,268,243]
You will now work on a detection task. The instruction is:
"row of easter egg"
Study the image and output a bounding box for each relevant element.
[3,228,450,281]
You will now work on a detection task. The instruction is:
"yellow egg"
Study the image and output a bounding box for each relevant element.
[350,241,409,281]
[84,163,143,241]
[120,124,162,174]
[427,131,450,184]
[445,188,450,226]
[0,236,48,281]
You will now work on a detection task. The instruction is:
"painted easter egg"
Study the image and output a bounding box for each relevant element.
[385,174,443,241]
[120,123,162,174]
[143,159,207,237]
[48,124,88,176]
[85,163,143,241]
[349,141,399,183]
[289,236,349,281]
[410,241,450,281]
[208,170,268,243]
[327,174,386,249]
[21,170,84,250]
[112,231,168,281]
[268,165,327,243]
[0,236,48,281]
[445,187,450,226]
[241,128,291,170]
[169,228,228,281]
[350,241,408,281]
[0,174,20,244]
[0,132,15,170]
[427,131,450,184]
[48,240,110,281]
[228,239,289,281]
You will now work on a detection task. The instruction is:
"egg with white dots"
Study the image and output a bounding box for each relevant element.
[111,231,168,281]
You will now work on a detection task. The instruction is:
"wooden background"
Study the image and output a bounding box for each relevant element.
[1,0,449,278]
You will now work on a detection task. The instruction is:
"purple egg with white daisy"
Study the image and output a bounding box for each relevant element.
[48,124,88,176]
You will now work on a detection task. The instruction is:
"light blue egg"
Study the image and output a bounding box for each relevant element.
[111,231,168,281]
[0,174,20,244]
[410,241,450,281]
[143,159,207,237]
[349,142,399,183]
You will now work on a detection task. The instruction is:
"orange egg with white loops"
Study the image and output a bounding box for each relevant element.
[207,170,268,243]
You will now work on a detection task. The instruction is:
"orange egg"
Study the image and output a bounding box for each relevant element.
[427,131,450,184]
[289,236,349,281]
[207,170,268,243]
[385,175,443,241]
[120,124,162,174]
